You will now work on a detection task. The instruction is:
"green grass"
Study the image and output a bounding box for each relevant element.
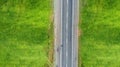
[0,0,52,67]
[80,1,120,67]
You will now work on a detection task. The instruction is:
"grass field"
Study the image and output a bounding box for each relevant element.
[0,0,53,67]
[80,0,120,67]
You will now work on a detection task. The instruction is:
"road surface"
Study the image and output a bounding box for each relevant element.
[54,0,79,67]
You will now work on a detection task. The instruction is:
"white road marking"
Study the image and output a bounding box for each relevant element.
[60,0,63,67]
[66,0,69,67]
[72,0,74,66]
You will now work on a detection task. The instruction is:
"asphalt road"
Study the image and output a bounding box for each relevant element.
[54,0,79,67]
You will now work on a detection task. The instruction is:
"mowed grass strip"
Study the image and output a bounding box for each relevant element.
[80,0,120,67]
[0,0,52,67]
